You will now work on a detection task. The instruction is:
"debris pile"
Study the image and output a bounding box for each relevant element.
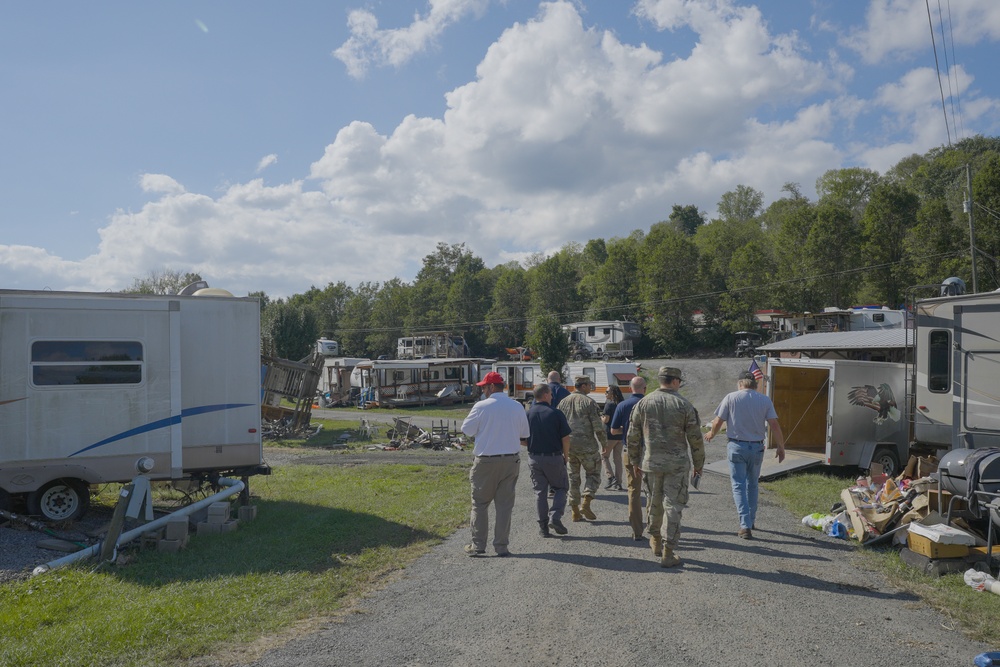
[367,418,470,451]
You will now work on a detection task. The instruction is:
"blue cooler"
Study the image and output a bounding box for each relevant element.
[975,652,1000,666]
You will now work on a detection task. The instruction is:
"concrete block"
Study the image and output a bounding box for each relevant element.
[207,502,231,524]
[197,521,223,536]
[157,538,184,553]
[219,520,239,533]
[164,518,190,541]
[141,531,162,549]
[238,505,258,522]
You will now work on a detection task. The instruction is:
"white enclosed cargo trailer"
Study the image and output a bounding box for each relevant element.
[704,357,909,480]
[0,289,267,520]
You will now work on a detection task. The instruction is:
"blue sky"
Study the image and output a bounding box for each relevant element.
[2,0,999,297]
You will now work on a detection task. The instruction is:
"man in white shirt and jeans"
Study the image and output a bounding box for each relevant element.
[461,371,530,557]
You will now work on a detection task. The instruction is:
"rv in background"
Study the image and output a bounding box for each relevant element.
[354,357,487,407]
[0,288,268,521]
[316,338,340,356]
[563,320,640,360]
[396,332,470,359]
[317,356,368,408]
[490,361,639,406]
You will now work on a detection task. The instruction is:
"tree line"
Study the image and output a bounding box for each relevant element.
[125,136,1000,361]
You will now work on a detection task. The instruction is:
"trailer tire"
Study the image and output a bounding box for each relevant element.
[601,353,610,361]
[0,488,10,513]
[573,353,583,361]
[871,446,900,478]
[27,479,90,522]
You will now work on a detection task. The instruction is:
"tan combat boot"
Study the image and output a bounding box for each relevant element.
[571,504,583,522]
[660,548,682,568]
[581,496,597,520]
[649,534,662,557]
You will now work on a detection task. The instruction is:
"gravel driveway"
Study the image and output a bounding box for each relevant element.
[230,444,989,667]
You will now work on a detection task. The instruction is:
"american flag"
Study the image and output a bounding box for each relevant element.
[748,359,764,381]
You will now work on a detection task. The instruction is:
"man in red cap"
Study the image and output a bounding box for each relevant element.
[461,371,530,557]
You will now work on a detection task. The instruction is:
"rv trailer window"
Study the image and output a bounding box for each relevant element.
[928,330,950,393]
[588,327,595,337]
[31,341,143,386]
[873,313,885,323]
[422,370,440,380]
[393,370,406,382]
[523,368,534,384]
[583,368,596,385]
[444,367,461,380]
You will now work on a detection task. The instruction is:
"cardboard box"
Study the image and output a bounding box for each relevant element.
[907,531,970,559]
[908,521,977,545]
[926,489,967,514]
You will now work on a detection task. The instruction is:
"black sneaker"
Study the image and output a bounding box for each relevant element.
[550,519,568,535]
[496,551,512,557]
[539,522,552,538]
[604,477,616,489]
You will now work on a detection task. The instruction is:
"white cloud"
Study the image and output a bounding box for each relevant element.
[334,0,492,78]
[6,0,1000,297]
[140,174,185,195]
[845,0,1000,64]
[256,154,278,173]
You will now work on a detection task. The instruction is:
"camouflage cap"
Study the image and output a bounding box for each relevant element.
[574,375,593,385]
[657,366,683,380]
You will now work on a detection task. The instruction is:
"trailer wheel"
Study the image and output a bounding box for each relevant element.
[27,479,90,522]
[0,488,10,513]
[573,353,583,361]
[871,446,900,478]
[601,353,610,361]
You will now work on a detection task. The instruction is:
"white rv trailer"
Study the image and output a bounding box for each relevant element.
[562,321,640,361]
[354,358,488,407]
[317,356,368,407]
[912,289,1000,451]
[563,362,639,406]
[396,332,470,359]
[0,289,267,521]
[490,361,639,406]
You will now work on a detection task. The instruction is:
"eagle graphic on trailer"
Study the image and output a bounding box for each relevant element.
[848,383,900,424]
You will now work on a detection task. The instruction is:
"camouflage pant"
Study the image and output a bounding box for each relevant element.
[567,449,602,506]
[646,468,690,552]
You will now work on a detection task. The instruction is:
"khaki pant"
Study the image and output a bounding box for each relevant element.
[567,449,602,506]
[624,465,645,538]
[469,455,520,553]
[646,468,690,552]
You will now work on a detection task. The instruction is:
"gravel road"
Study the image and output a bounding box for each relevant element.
[229,451,989,667]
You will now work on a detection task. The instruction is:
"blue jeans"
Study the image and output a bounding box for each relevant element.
[727,440,765,530]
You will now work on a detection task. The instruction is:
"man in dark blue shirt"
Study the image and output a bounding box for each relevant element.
[547,370,570,408]
[611,375,647,540]
[523,383,572,537]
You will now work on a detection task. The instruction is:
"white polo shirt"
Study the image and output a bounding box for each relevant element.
[461,392,530,456]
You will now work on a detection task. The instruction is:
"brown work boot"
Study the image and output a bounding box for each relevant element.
[649,535,662,557]
[660,548,682,568]
[571,504,583,522]
[581,496,597,521]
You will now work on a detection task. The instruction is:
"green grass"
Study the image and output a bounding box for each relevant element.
[0,463,470,667]
[764,472,1000,645]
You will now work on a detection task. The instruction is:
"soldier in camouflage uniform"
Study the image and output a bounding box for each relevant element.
[626,366,704,568]
[558,375,610,521]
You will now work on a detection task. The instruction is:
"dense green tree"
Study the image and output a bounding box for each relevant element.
[717,185,764,223]
[526,314,569,376]
[668,204,706,235]
[638,223,702,355]
[122,269,203,295]
[859,182,920,306]
[338,282,378,357]
[485,265,530,351]
[444,255,493,353]
[720,239,777,331]
[266,299,319,360]
[816,167,881,222]
[907,198,969,287]
[581,238,608,267]
[366,279,411,357]
[406,242,476,330]
[581,233,642,322]
[804,203,860,308]
[526,243,586,319]
[761,192,817,309]
[972,153,1000,290]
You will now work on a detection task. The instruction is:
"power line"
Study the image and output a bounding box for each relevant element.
[926,0,953,145]
[944,0,966,139]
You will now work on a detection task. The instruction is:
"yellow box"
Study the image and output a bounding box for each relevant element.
[907,531,969,559]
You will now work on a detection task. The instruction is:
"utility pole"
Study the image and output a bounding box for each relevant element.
[966,163,979,293]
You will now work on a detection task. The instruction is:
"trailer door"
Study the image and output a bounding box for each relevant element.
[955,304,1000,448]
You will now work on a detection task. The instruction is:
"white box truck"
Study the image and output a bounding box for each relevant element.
[0,289,267,521]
